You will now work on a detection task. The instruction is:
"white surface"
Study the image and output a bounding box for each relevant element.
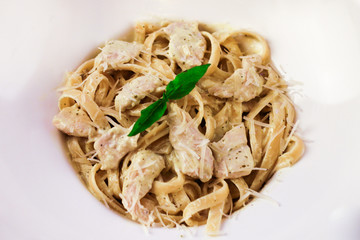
[1,0,360,239]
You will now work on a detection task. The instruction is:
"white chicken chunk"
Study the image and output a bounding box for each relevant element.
[94,126,139,170]
[167,103,214,182]
[199,58,264,102]
[122,150,165,226]
[211,124,254,179]
[115,75,163,112]
[95,40,143,70]
[164,22,206,70]
[53,105,94,137]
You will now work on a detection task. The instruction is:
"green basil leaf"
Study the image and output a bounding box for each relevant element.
[165,64,210,100]
[128,97,168,136]
[128,64,210,136]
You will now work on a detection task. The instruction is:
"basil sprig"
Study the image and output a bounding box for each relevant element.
[128,64,210,136]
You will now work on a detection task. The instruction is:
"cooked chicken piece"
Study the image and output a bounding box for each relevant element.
[94,40,143,70]
[211,124,254,179]
[164,22,206,70]
[94,126,139,170]
[211,100,243,141]
[167,103,214,182]
[53,105,94,137]
[122,150,165,225]
[115,75,163,112]
[199,58,264,102]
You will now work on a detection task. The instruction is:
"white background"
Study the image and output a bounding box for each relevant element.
[1,0,360,239]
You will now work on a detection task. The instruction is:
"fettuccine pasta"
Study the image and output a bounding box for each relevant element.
[53,20,304,235]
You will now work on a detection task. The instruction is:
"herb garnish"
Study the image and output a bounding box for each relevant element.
[128,64,210,136]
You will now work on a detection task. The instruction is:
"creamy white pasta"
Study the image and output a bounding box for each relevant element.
[53,20,305,235]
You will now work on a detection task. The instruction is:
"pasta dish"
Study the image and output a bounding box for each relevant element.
[53,20,304,235]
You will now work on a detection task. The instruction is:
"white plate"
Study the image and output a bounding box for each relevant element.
[1,0,360,239]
